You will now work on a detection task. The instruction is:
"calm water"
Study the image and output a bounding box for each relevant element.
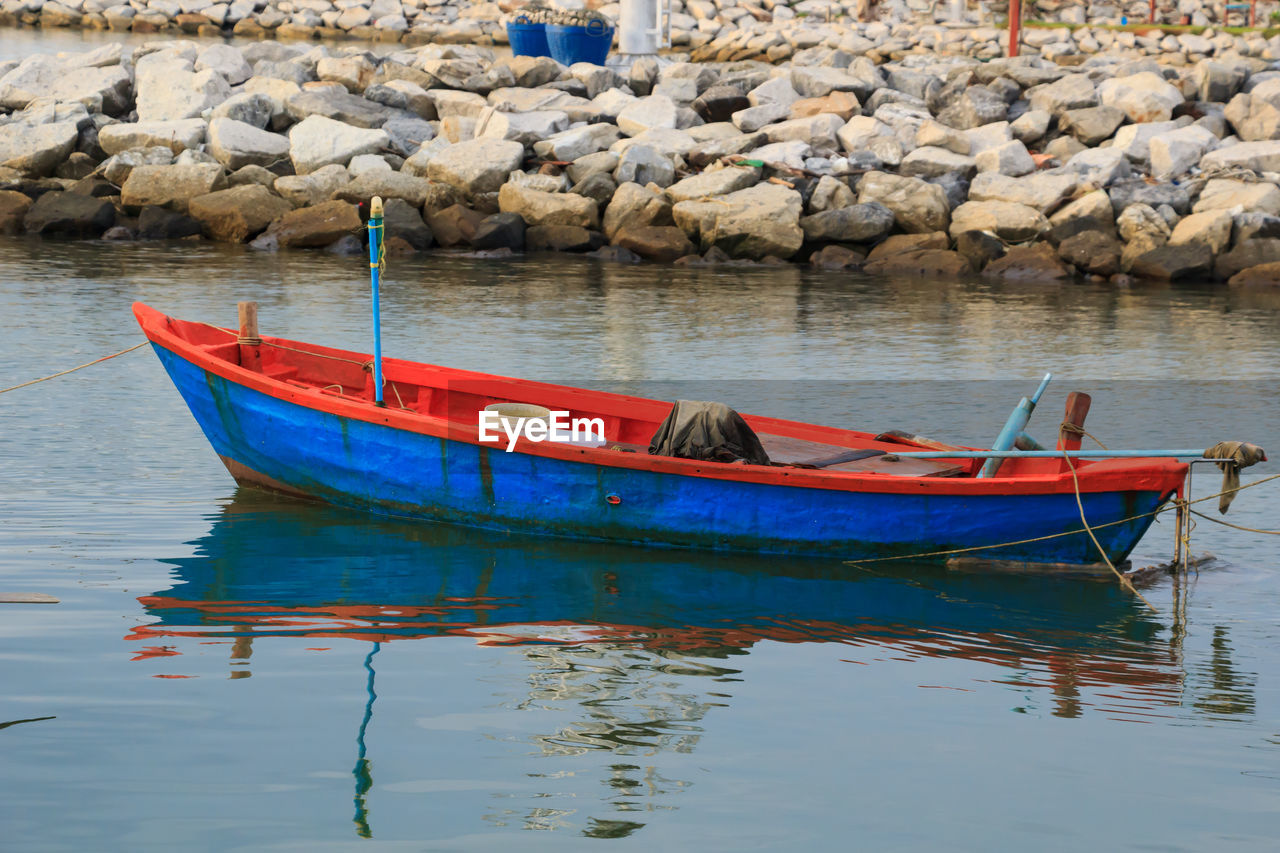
[2,238,1279,851]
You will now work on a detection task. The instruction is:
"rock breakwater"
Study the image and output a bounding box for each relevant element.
[1,35,1280,283]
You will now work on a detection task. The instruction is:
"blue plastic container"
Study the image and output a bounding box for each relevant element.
[546,20,614,66]
[506,20,551,58]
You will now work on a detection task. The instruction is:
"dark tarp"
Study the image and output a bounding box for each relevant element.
[648,400,771,465]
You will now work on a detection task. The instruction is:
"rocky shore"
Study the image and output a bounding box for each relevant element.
[1,33,1280,284]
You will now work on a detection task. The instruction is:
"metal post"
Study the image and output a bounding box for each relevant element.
[1149,0,1155,23]
[368,196,385,408]
[1008,0,1020,57]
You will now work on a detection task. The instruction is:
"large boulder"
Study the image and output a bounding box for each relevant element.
[982,243,1073,281]
[284,89,393,129]
[0,121,78,177]
[856,171,950,234]
[968,172,1077,215]
[476,108,570,147]
[288,115,390,175]
[613,226,696,262]
[1228,262,1280,286]
[498,183,599,229]
[258,200,363,249]
[799,202,895,243]
[207,118,290,170]
[672,183,803,259]
[1193,180,1280,217]
[274,164,350,208]
[99,120,209,156]
[22,191,115,236]
[332,172,434,208]
[1168,210,1234,256]
[135,52,232,122]
[0,55,130,114]
[617,94,678,136]
[1128,243,1213,280]
[0,190,32,234]
[665,167,759,203]
[121,163,228,213]
[1201,141,1280,174]
[188,185,293,242]
[1098,72,1183,123]
[950,201,1050,242]
[602,182,673,241]
[531,123,621,162]
[425,138,524,196]
[1149,125,1218,180]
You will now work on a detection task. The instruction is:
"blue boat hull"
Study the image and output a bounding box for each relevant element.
[153,343,1171,565]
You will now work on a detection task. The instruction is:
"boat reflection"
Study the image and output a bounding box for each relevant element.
[129,492,1253,837]
[131,490,1192,719]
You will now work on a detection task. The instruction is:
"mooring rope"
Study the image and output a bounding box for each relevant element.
[0,341,148,396]
[843,473,1280,569]
[1064,453,1157,610]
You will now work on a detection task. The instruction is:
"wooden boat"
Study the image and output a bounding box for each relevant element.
[133,301,1188,566]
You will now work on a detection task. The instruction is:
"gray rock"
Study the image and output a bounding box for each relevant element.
[731,101,790,133]
[425,137,524,197]
[1098,72,1184,123]
[856,170,950,234]
[974,139,1035,177]
[1150,125,1218,179]
[0,121,79,177]
[498,183,599,229]
[23,191,115,236]
[285,90,393,129]
[120,163,227,213]
[603,181,673,241]
[288,115,390,176]
[98,120,208,157]
[274,164,351,208]
[136,53,231,123]
[1026,74,1098,116]
[799,201,894,243]
[207,118,290,170]
[1060,106,1126,146]
[1129,243,1212,280]
[1233,212,1280,245]
[666,166,759,203]
[1201,140,1280,174]
[672,183,803,259]
[1061,147,1131,186]
[475,108,570,147]
[532,124,622,162]
[617,94,679,137]
[968,172,1078,215]
[210,93,277,130]
[332,172,434,208]
[899,146,977,180]
[936,86,1008,130]
[950,200,1050,242]
[614,144,675,188]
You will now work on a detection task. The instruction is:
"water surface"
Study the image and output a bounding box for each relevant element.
[2,239,1278,851]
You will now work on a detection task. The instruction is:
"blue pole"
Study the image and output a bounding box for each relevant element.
[368,196,385,407]
[889,449,1208,459]
[978,372,1052,478]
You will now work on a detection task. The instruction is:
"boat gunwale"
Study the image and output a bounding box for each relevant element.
[133,302,1188,499]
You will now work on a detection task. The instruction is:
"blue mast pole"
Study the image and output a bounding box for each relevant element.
[368,196,385,407]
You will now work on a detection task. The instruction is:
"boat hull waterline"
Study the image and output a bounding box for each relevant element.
[136,303,1184,566]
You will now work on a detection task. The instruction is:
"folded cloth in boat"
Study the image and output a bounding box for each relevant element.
[1203,441,1268,513]
[649,400,771,466]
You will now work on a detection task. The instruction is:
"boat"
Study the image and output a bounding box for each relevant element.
[133,301,1189,567]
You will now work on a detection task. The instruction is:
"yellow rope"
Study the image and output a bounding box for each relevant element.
[1063,453,1157,610]
[0,341,147,395]
[1058,421,1109,450]
[1188,509,1280,536]
[369,221,385,274]
[844,473,1280,569]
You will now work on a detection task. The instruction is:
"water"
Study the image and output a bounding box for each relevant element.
[2,239,1279,851]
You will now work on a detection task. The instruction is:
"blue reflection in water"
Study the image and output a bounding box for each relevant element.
[122,489,1251,838]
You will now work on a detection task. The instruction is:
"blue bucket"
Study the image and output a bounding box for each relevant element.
[506,18,551,58]
[546,20,613,67]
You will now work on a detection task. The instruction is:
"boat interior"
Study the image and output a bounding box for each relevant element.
[163,313,1112,482]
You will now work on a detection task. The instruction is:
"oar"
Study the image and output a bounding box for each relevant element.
[368,196,385,408]
[977,373,1052,478]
